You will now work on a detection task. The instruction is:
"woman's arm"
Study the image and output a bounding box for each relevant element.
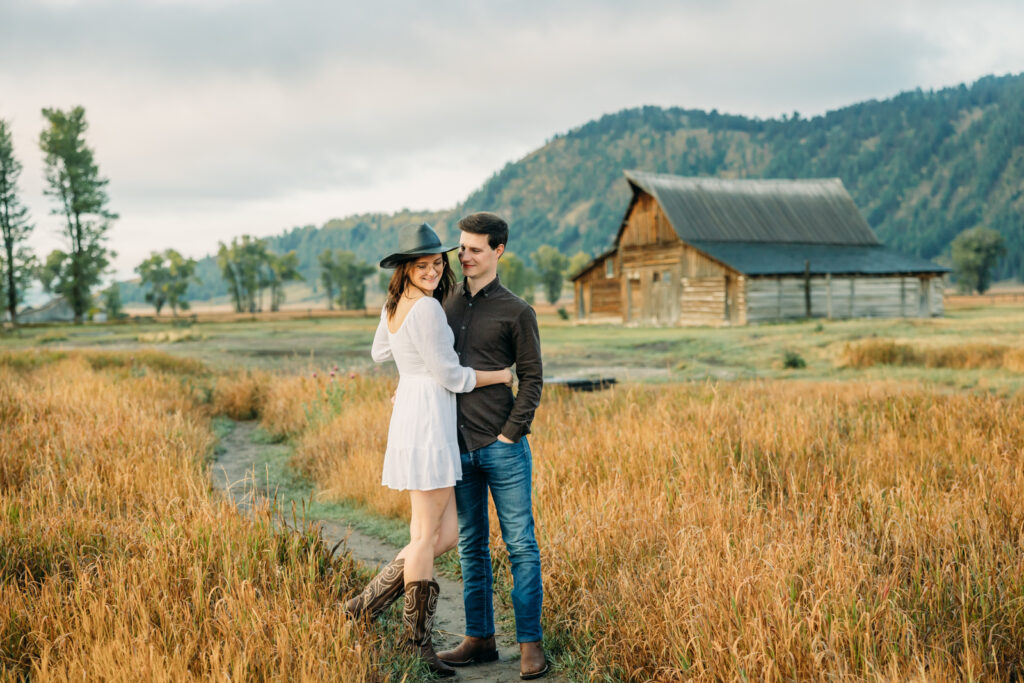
[414,299,477,393]
[371,312,393,363]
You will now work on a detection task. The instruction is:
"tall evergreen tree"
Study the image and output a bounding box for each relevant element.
[39,106,117,323]
[0,119,35,324]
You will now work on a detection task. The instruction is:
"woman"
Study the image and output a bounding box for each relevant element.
[345,223,511,677]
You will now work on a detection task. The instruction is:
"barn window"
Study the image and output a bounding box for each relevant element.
[605,259,614,278]
[652,272,660,282]
[662,271,671,284]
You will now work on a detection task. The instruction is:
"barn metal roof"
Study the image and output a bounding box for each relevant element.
[623,170,881,245]
[688,241,950,276]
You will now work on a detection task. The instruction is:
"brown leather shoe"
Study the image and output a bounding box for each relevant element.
[519,641,548,680]
[438,635,500,666]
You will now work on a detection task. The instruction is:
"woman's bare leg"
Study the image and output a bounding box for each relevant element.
[396,489,459,564]
[400,487,454,582]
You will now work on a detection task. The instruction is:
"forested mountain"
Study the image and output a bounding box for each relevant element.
[124,72,1024,304]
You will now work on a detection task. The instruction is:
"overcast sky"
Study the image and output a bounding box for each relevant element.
[3,0,1024,278]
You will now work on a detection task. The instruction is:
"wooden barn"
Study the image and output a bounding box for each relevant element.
[572,171,949,326]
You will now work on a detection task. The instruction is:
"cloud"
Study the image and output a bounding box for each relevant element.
[2,0,1023,276]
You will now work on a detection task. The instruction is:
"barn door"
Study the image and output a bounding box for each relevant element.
[626,276,642,323]
[652,271,673,325]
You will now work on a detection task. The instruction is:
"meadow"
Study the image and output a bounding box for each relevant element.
[3,302,1024,680]
[5,299,1024,390]
[0,351,415,681]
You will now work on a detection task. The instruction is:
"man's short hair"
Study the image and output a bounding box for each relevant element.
[457,212,508,249]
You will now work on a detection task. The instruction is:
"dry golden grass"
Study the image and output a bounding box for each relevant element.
[211,369,270,420]
[841,339,1024,371]
[136,327,208,343]
[0,353,393,681]
[251,373,1024,681]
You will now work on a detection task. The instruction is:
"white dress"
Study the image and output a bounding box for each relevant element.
[371,296,476,491]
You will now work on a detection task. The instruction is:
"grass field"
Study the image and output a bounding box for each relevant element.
[4,303,1024,680]
[5,300,1024,391]
[0,352,418,681]
[215,366,1024,681]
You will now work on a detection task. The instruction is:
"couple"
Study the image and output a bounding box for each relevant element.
[346,212,547,679]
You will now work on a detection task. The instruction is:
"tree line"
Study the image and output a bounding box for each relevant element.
[0,98,593,322]
[5,81,1017,325]
[1,107,117,324]
[0,107,401,321]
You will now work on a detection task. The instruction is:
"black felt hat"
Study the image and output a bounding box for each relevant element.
[379,223,458,269]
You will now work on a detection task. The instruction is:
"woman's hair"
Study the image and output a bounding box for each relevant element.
[384,253,456,319]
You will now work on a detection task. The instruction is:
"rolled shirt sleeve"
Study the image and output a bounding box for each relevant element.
[500,305,543,442]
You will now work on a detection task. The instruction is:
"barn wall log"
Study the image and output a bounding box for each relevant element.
[745,274,942,322]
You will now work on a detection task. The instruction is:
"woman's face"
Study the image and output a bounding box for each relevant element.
[408,253,445,293]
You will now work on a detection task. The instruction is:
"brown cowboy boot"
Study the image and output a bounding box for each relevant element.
[438,634,500,666]
[344,558,405,620]
[519,641,549,680]
[403,579,456,678]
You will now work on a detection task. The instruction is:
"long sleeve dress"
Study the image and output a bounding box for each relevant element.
[371,296,477,491]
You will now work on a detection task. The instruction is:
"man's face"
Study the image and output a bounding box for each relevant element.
[458,231,504,279]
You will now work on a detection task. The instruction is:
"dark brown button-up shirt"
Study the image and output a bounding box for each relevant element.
[444,276,543,453]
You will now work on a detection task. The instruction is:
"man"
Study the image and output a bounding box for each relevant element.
[438,212,548,680]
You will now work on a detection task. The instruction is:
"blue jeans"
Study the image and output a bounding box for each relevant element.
[454,437,543,643]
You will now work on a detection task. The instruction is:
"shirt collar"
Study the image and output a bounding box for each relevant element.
[462,275,502,300]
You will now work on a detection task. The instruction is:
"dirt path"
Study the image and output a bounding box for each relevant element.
[211,420,549,682]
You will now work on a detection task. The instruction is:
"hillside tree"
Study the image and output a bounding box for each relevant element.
[566,251,591,279]
[37,249,71,296]
[217,236,269,312]
[531,244,570,305]
[136,249,199,316]
[951,226,1006,294]
[498,252,536,304]
[39,106,117,323]
[102,282,124,319]
[266,250,303,312]
[0,119,35,324]
[320,249,374,310]
[335,250,375,310]
[318,249,337,310]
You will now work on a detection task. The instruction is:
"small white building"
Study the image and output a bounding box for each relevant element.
[18,297,76,323]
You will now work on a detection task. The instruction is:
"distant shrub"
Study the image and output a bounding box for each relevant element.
[36,331,68,343]
[842,340,921,367]
[136,328,207,344]
[556,307,570,321]
[842,340,1020,370]
[83,350,207,376]
[782,350,806,369]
